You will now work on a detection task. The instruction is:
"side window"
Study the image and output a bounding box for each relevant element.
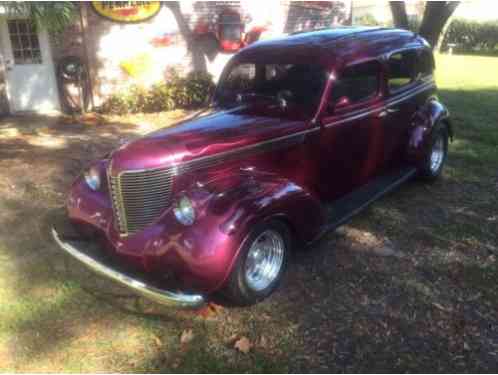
[387,50,417,92]
[224,63,256,92]
[330,60,380,106]
[416,50,434,80]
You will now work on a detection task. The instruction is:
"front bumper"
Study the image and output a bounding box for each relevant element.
[51,228,205,309]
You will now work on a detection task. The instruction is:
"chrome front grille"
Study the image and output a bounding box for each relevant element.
[108,166,175,235]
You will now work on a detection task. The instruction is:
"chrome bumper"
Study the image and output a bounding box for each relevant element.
[51,228,205,309]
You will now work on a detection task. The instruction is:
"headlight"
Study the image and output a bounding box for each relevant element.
[84,166,101,191]
[174,196,195,225]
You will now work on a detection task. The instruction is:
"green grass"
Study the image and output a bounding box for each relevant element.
[436,54,498,179]
[0,54,497,372]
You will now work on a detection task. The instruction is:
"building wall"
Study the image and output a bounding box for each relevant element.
[51,1,351,108]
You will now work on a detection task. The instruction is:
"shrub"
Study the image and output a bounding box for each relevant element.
[354,13,382,27]
[182,71,216,108]
[442,19,498,54]
[100,70,215,115]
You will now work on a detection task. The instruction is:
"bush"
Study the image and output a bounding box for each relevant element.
[442,19,498,54]
[100,71,215,115]
[354,13,382,26]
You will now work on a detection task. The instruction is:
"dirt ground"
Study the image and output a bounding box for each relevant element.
[0,110,497,372]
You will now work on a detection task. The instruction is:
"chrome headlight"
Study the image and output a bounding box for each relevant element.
[84,166,101,191]
[174,196,195,226]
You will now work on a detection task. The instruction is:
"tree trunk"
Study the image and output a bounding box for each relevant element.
[389,1,409,29]
[418,2,459,49]
[164,2,207,72]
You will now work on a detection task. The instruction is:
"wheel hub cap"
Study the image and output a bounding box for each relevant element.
[244,229,285,292]
[430,136,444,173]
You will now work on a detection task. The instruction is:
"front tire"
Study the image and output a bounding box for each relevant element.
[223,220,291,306]
[419,126,448,181]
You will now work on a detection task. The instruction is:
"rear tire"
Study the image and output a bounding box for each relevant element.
[419,126,448,181]
[223,220,291,306]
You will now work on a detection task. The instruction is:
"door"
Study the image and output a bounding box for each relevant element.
[0,18,60,113]
[318,60,386,200]
[383,49,420,169]
[0,56,10,116]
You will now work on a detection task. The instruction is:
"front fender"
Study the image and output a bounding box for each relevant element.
[200,170,324,243]
[407,98,452,162]
[182,169,324,289]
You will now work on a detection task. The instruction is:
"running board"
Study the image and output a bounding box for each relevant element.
[311,167,417,245]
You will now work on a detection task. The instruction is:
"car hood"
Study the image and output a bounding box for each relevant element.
[109,105,307,172]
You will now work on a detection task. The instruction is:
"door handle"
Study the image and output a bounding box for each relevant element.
[377,108,399,118]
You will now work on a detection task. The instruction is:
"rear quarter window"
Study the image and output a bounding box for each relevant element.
[387,50,417,92]
[416,49,435,80]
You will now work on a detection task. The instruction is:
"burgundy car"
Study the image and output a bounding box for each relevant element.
[53,27,452,307]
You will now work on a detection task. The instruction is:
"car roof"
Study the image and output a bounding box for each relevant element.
[235,27,429,68]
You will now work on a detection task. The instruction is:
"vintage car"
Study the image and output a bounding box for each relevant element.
[52,27,452,308]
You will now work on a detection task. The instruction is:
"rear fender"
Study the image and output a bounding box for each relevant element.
[407,98,452,162]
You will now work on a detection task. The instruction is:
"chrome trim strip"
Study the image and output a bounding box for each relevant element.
[109,127,319,177]
[178,128,315,175]
[51,228,205,308]
[386,80,435,107]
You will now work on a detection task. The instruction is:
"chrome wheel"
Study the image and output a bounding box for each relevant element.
[244,229,285,292]
[430,136,444,173]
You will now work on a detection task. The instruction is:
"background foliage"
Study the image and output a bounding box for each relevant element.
[441,19,498,54]
[0,1,76,34]
[100,70,215,115]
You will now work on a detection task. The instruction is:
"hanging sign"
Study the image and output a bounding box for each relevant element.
[91,2,161,23]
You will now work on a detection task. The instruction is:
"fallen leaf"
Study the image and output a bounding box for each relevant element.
[172,358,181,369]
[152,334,162,347]
[195,302,224,319]
[260,313,271,321]
[234,336,252,354]
[180,329,194,345]
[224,333,238,345]
[432,302,452,312]
[259,335,268,349]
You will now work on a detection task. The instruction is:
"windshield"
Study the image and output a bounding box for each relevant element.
[215,62,328,115]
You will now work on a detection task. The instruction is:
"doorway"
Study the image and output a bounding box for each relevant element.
[0,17,60,113]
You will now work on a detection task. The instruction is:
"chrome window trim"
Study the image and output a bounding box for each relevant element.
[384,46,428,95]
[323,80,435,128]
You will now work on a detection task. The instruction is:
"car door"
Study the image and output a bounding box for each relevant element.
[382,49,421,169]
[317,59,386,201]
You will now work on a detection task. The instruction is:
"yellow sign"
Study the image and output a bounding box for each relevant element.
[91,2,161,23]
[120,53,154,79]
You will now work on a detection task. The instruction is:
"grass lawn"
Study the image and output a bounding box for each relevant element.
[0,54,497,372]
